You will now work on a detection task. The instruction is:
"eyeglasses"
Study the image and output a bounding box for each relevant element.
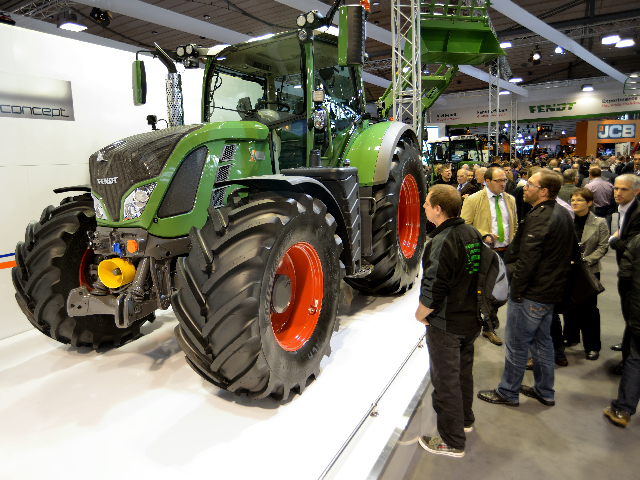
[524,181,541,189]
[490,178,507,184]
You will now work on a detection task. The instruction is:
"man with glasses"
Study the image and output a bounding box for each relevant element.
[461,166,517,346]
[609,174,640,374]
[478,170,575,408]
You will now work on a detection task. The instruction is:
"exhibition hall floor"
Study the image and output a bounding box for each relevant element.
[0,285,429,480]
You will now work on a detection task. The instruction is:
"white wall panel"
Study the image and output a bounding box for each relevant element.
[0,23,202,341]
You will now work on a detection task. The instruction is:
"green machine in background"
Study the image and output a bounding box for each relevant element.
[11,0,503,400]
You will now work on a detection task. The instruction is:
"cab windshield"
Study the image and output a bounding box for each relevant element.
[204,33,306,124]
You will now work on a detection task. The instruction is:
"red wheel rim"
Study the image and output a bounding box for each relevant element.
[78,249,95,291]
[398,174,420,259]
[270,242,323,352]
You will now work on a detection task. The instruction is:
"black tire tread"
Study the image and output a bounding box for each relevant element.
[11,198,147,349]
[346,138,427,295]
[173,192,342,400]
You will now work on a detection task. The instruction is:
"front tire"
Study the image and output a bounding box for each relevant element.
[346,137,427,295]
[173,191,343,400]
[11,195,149,349]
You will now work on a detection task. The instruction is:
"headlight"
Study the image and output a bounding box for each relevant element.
[123,183,156,220]
[92,194,108,220]
[313,109,326,130]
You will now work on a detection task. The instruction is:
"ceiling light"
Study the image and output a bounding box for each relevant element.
[554,45,564,54]
[602,34,621,45]
[582,84,594,92]
[509,77,523,83]
[499,90,510,95]
[89,7,111,27]
[532,51,541,61]
[499,41,512,49]
[57,12,87,32]
[631,73,639,78]
[562,130,566,135]
[616,38,636,48]
[203,15,210,19]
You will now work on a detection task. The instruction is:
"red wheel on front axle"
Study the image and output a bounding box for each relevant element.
[398,173,421,259]
[270,242,324,352]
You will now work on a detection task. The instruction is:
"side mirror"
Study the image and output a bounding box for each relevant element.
[338,5,365,67]
[132,60,147,106]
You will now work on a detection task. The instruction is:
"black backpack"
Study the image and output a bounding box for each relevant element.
[476,235,509,325]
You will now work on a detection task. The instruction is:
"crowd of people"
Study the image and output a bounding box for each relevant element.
[415,151,640,458]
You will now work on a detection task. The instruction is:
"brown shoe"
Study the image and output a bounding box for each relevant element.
[604,406,630,427]
[555,357,569,367]
[526,358,533,370]
[482,331,503,346]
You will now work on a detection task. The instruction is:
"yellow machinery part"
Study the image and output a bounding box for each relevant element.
[97,257,136,288]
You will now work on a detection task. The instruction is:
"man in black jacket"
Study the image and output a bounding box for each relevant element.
[416,184,482,458]
[605,234,640,427]
[478,170,575,408]
[610,174,640,372]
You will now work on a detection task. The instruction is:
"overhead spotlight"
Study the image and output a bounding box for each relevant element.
[562,130,566,135]
[582,84,594,92]
[203,15,210,19]
[602,34,621,45]
[631,73,640,78]
[616,38,636,48]
[90,7,112,27]
[57,11,87,32]
[508,77,523,83]
[532,51,541,61]
[499,41,512,49]
[499,90,510,95]
[554,45,564,54]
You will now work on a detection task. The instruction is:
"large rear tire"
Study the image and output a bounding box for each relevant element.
[173,191,342,400]
[11,195,150,349]
[346,137,427,295]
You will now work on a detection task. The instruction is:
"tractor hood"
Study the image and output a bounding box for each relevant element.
[90,125,202,221]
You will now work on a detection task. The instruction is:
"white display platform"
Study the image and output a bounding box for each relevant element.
[0,286,429,480]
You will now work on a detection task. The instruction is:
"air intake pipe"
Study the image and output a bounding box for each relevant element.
[154,43,184,127]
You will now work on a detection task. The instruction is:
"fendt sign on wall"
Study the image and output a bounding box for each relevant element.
[597,123,636,140]
[0,72,75,121]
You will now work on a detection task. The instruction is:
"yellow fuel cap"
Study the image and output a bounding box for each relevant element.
[97,257,136,289]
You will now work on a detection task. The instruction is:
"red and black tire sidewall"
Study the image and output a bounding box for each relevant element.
[258,200,341,386]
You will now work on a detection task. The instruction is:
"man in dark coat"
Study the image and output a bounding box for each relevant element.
[605,233,640,427]
[610,174,640,373]
[415,184,482,458]
[478,169,575,407]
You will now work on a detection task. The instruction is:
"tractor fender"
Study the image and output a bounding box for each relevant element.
[343,121,419,186]
[215,175,360,275]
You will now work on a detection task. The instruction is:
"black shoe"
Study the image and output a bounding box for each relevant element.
[477,389,519,407]
[611,343,623,351]
[612,360,624,375]
[519,385,555,407]
[586,351,600,361]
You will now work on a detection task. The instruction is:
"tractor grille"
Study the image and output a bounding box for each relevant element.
[90,125,201,221]
[210,146,235,208]
[220,144,237,162]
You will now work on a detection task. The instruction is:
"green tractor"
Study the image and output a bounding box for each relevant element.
[11,0,503,401]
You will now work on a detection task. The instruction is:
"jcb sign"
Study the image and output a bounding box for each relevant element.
[597,124,636,140]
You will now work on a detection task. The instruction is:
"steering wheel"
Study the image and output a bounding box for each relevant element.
[255,100,290,112]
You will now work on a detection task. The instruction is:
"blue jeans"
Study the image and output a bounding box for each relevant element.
[612,333,640,416]
[497,298,555,403]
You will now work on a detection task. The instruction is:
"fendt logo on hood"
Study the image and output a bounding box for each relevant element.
[97,177,118,185]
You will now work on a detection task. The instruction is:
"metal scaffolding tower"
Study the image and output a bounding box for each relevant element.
[487,58,500,159]
[509,94,518,161]
[391,0,421,136]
